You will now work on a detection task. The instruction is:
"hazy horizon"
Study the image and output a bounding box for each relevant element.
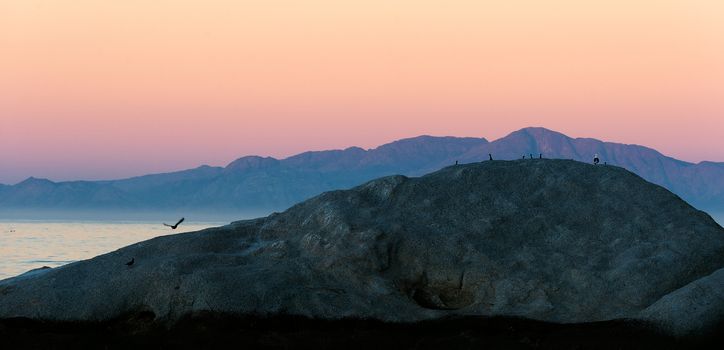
[0,209,269,224]
[2,128,724,185]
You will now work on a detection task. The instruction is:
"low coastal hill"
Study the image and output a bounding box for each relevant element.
[1,159,722,340]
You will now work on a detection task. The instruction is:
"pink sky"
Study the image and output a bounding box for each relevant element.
[1,1,723,184]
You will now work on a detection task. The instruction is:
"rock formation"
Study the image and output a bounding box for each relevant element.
[1,159,722,336]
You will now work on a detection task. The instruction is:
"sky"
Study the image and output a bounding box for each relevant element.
[1,0,723,184]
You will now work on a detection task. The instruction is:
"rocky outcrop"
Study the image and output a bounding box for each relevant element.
[640,267,724,336]
[1,160,722,336]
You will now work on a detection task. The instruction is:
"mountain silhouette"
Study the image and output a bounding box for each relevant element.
[0,128,721,213]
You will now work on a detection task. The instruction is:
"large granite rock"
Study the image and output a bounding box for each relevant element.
[1,160,722,336]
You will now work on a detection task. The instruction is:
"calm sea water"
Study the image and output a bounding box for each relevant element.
[0,220,225,280]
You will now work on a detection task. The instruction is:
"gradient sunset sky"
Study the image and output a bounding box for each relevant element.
[1,0,722,184]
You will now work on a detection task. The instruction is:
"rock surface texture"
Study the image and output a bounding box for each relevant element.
[1,160,722,336]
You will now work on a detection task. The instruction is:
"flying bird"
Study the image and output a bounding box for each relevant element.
[125,258,135,267]
[164,217,185,229]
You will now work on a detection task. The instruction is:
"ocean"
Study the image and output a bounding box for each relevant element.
[0,220,226,280]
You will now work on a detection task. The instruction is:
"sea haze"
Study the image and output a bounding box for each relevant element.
[713,212,724,227]
[0,219,226,280]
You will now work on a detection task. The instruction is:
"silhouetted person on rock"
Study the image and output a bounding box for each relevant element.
[539,153,542,159]
[455,160,458,166]
[530,154,533,159]
[489,154,493,161]
[164,217,185,229]
[594,154,600,165]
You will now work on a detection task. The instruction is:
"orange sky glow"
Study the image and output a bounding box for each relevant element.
[1,0,722,183]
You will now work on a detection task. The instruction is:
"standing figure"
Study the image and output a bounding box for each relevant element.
[593,154,600,165]
[489,154,493,161]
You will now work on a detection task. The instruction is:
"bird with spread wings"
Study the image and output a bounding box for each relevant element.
[163,217,185,229]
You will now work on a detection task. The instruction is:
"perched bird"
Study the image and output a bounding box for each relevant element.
[489,154,493,161]
[164,217,185,229]
[125,258,135,267]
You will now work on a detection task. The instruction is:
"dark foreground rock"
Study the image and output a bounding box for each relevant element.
[1,313,722,349]
[1,159,723,341]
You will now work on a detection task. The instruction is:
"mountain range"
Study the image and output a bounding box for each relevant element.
[1,127,722,215]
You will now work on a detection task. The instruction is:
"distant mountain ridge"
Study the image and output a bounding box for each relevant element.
[1,127,722,214]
